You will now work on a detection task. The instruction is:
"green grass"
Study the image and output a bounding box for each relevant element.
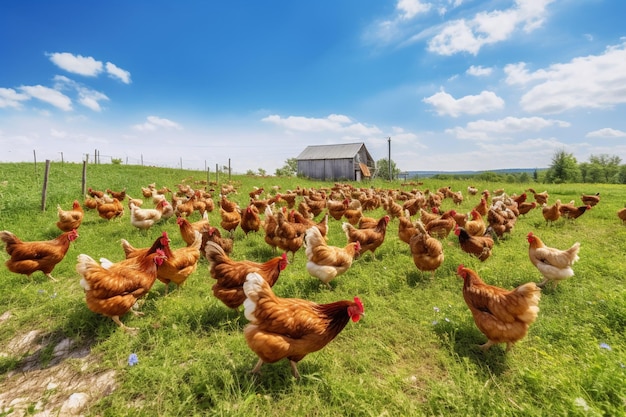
[0,162,625,416]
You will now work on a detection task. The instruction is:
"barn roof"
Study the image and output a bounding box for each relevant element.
[296,143,372,161]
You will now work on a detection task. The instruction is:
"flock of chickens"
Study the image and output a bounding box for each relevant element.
[0,179,619,378]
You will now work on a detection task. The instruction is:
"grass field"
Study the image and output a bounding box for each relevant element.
[0,162,625,416]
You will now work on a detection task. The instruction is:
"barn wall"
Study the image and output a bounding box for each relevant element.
[298,158,356,181]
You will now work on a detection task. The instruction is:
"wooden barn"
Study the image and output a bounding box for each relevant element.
[296,142,376,181]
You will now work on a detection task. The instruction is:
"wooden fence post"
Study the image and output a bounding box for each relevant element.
[82,160,87,196]
[41,159,51,211]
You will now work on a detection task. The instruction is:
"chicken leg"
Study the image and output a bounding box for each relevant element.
[111,316,139,334]
[251,358,264,374]
[289,360,301,379]
[250,358,302,379]
[45,273,58,282]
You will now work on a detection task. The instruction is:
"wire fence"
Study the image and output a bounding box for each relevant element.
[32,149,234,174]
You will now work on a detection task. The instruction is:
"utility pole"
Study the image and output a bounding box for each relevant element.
[387,137,392,181]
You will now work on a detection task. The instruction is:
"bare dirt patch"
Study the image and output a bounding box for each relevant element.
[0,313,117,416]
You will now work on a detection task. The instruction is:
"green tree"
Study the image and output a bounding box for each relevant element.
[618,165,626,184]
[588,154,621,183]
[274,158,297,177]
[518,172,530,183]
[545,150,581,183]
[376,158,401,180]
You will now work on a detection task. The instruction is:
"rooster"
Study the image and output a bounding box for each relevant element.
[304,226,360,289]
[527,232,580,289]
[76,232,172,333]
[121,231,202,294]
[342,215,390,260]
[456,265,541,352]
[204,241,288,309]
[56,200,84,232]
[0,229,79,281]
[242,272,364,378]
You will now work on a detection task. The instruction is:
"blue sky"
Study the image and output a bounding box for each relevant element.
[1,0,626,174]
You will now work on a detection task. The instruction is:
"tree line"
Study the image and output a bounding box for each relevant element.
[269,151,626,184]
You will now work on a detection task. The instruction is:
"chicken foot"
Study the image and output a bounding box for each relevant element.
[250,358,302,379]
[479,340,514,352]
[45,273,59,282]
[111,316,139,334]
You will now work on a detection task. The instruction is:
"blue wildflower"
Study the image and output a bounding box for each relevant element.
[128,353,139,366]
[599,343,611,351]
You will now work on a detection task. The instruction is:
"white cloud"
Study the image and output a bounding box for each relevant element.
[586,128,626,138]
[133,116,183,131]
[19,85,73,111]
[47,52,103,77]
[505,41,626,114]
[466,65,493,77]
[423,90,504,117]
[53,75,109,112]
[0,88,30,109]
[363,0,433,47]
[428,0,555,55]
[106,62,132,84]
[50,128,67,138]
[78,89,109,112]
[446,116,570,140]
[262,114,382,136]
[397,0,431,20]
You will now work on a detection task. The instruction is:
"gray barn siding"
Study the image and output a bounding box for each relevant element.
[297,158,355,181]
[296,143,375,181]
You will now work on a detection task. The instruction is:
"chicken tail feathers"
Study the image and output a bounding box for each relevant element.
[243,272,269,322]
[304,226,324,249]
[76,254,99,289]
[567,242,581,263]
[514,282,541,324]
[205,240,228,264]
[0,230,19,245]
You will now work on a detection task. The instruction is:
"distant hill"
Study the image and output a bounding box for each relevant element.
[400,168,543,179]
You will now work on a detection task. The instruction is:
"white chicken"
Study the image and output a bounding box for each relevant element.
[130,200,168,230]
